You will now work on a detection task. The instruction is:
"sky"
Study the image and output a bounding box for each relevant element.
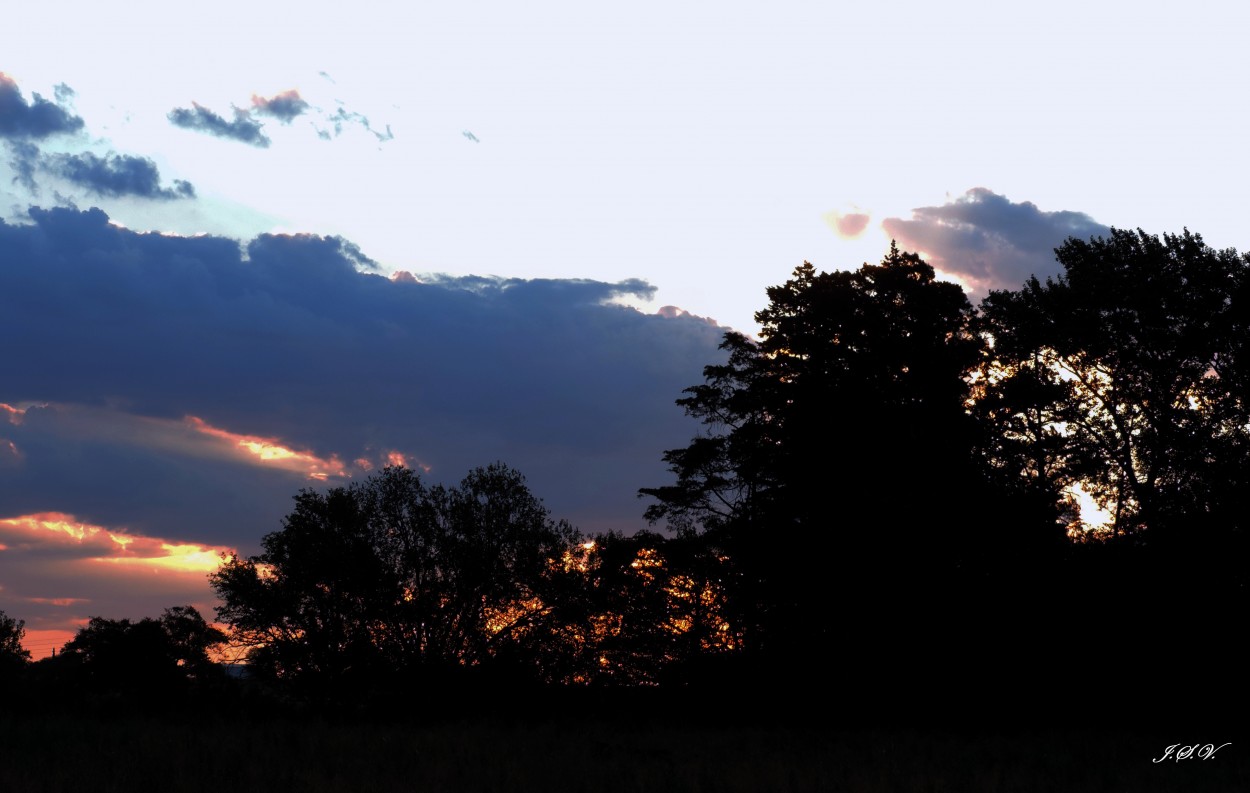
[2,1,1247,658]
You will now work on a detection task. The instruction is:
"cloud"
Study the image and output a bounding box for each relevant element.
[0,510,232,654]
[0,75,192,202]
[882,188,1110,295]
[823,210,870,239]
[167,103,271,148]
[0,73,84,140]
[320,106,393,142]
[251,89,309,123]
[6,140,39,191]
[46,152,195,200]
[0,207,725,552]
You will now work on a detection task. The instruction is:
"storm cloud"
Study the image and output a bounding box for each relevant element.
[168,103,271,148]
[0,73,84,140]
[47,152,195,200]
[882,188,1110,295]
[0,207,725,553]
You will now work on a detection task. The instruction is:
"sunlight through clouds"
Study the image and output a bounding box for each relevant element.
[184,416,348,481]
[0,513,232,575]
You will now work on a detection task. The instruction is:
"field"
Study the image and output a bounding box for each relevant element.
[2,709,1245,793]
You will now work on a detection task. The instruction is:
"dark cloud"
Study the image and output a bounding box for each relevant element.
[46,152,195,200]
[167,102,271,148]
[0,73,84,140]
[0,207,725,550]
[251,89,310,123]
[6,140,39,191]
[53,83,75,104]
[882,188,1109,295]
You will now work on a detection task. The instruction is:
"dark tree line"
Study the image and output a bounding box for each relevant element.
[3,228,1246,718]
[638,231,1248,711]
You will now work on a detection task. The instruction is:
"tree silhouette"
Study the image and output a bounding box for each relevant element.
[211,464,583,700]
[0,610,31,676]
[978,229,1250,554]
[641,246,1044,665]
[40,606,226,707]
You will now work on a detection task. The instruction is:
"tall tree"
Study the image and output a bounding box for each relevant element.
[642,246,1034,655]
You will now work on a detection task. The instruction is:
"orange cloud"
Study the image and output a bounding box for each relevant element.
[24,597,89,607]
[823,210,871,239]
[0,513,235,659]
[356,450,429,473]
[0,512,232,575]
[185,416,347,480]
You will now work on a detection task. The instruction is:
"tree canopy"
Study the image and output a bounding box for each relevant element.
[640,246,1056,654]
[978,228,1250,552]
[641,233,1249,694]
[211,463,585,697]
[0,610,31,675]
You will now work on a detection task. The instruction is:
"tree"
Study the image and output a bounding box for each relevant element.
[977,228,1250,552]
[211,464,583,698]
[641,246,1036,658]
[43,606,226,705]
[973,229,1250,692]
[0,610,31,673]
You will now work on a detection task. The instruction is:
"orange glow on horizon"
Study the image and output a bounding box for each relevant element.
[22,627,78,661]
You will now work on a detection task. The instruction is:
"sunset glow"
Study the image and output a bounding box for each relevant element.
[0,512,232,575]
[185,416,347,480]
[1,402,28,423]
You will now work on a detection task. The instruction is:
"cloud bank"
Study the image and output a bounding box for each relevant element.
[0,205,724,551]
[882,188,1110,295]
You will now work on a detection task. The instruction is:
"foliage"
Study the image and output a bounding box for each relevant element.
[211,464,583,694]
[977,228,1250,551]
[28,606,227,707]
[640,246,1050,653]
[540,530,744,686]
[0,610,31,674]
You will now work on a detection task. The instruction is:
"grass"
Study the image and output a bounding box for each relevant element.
[1,711,1246,793]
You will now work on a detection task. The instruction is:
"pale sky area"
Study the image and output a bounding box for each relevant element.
[2,0,1247,655]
